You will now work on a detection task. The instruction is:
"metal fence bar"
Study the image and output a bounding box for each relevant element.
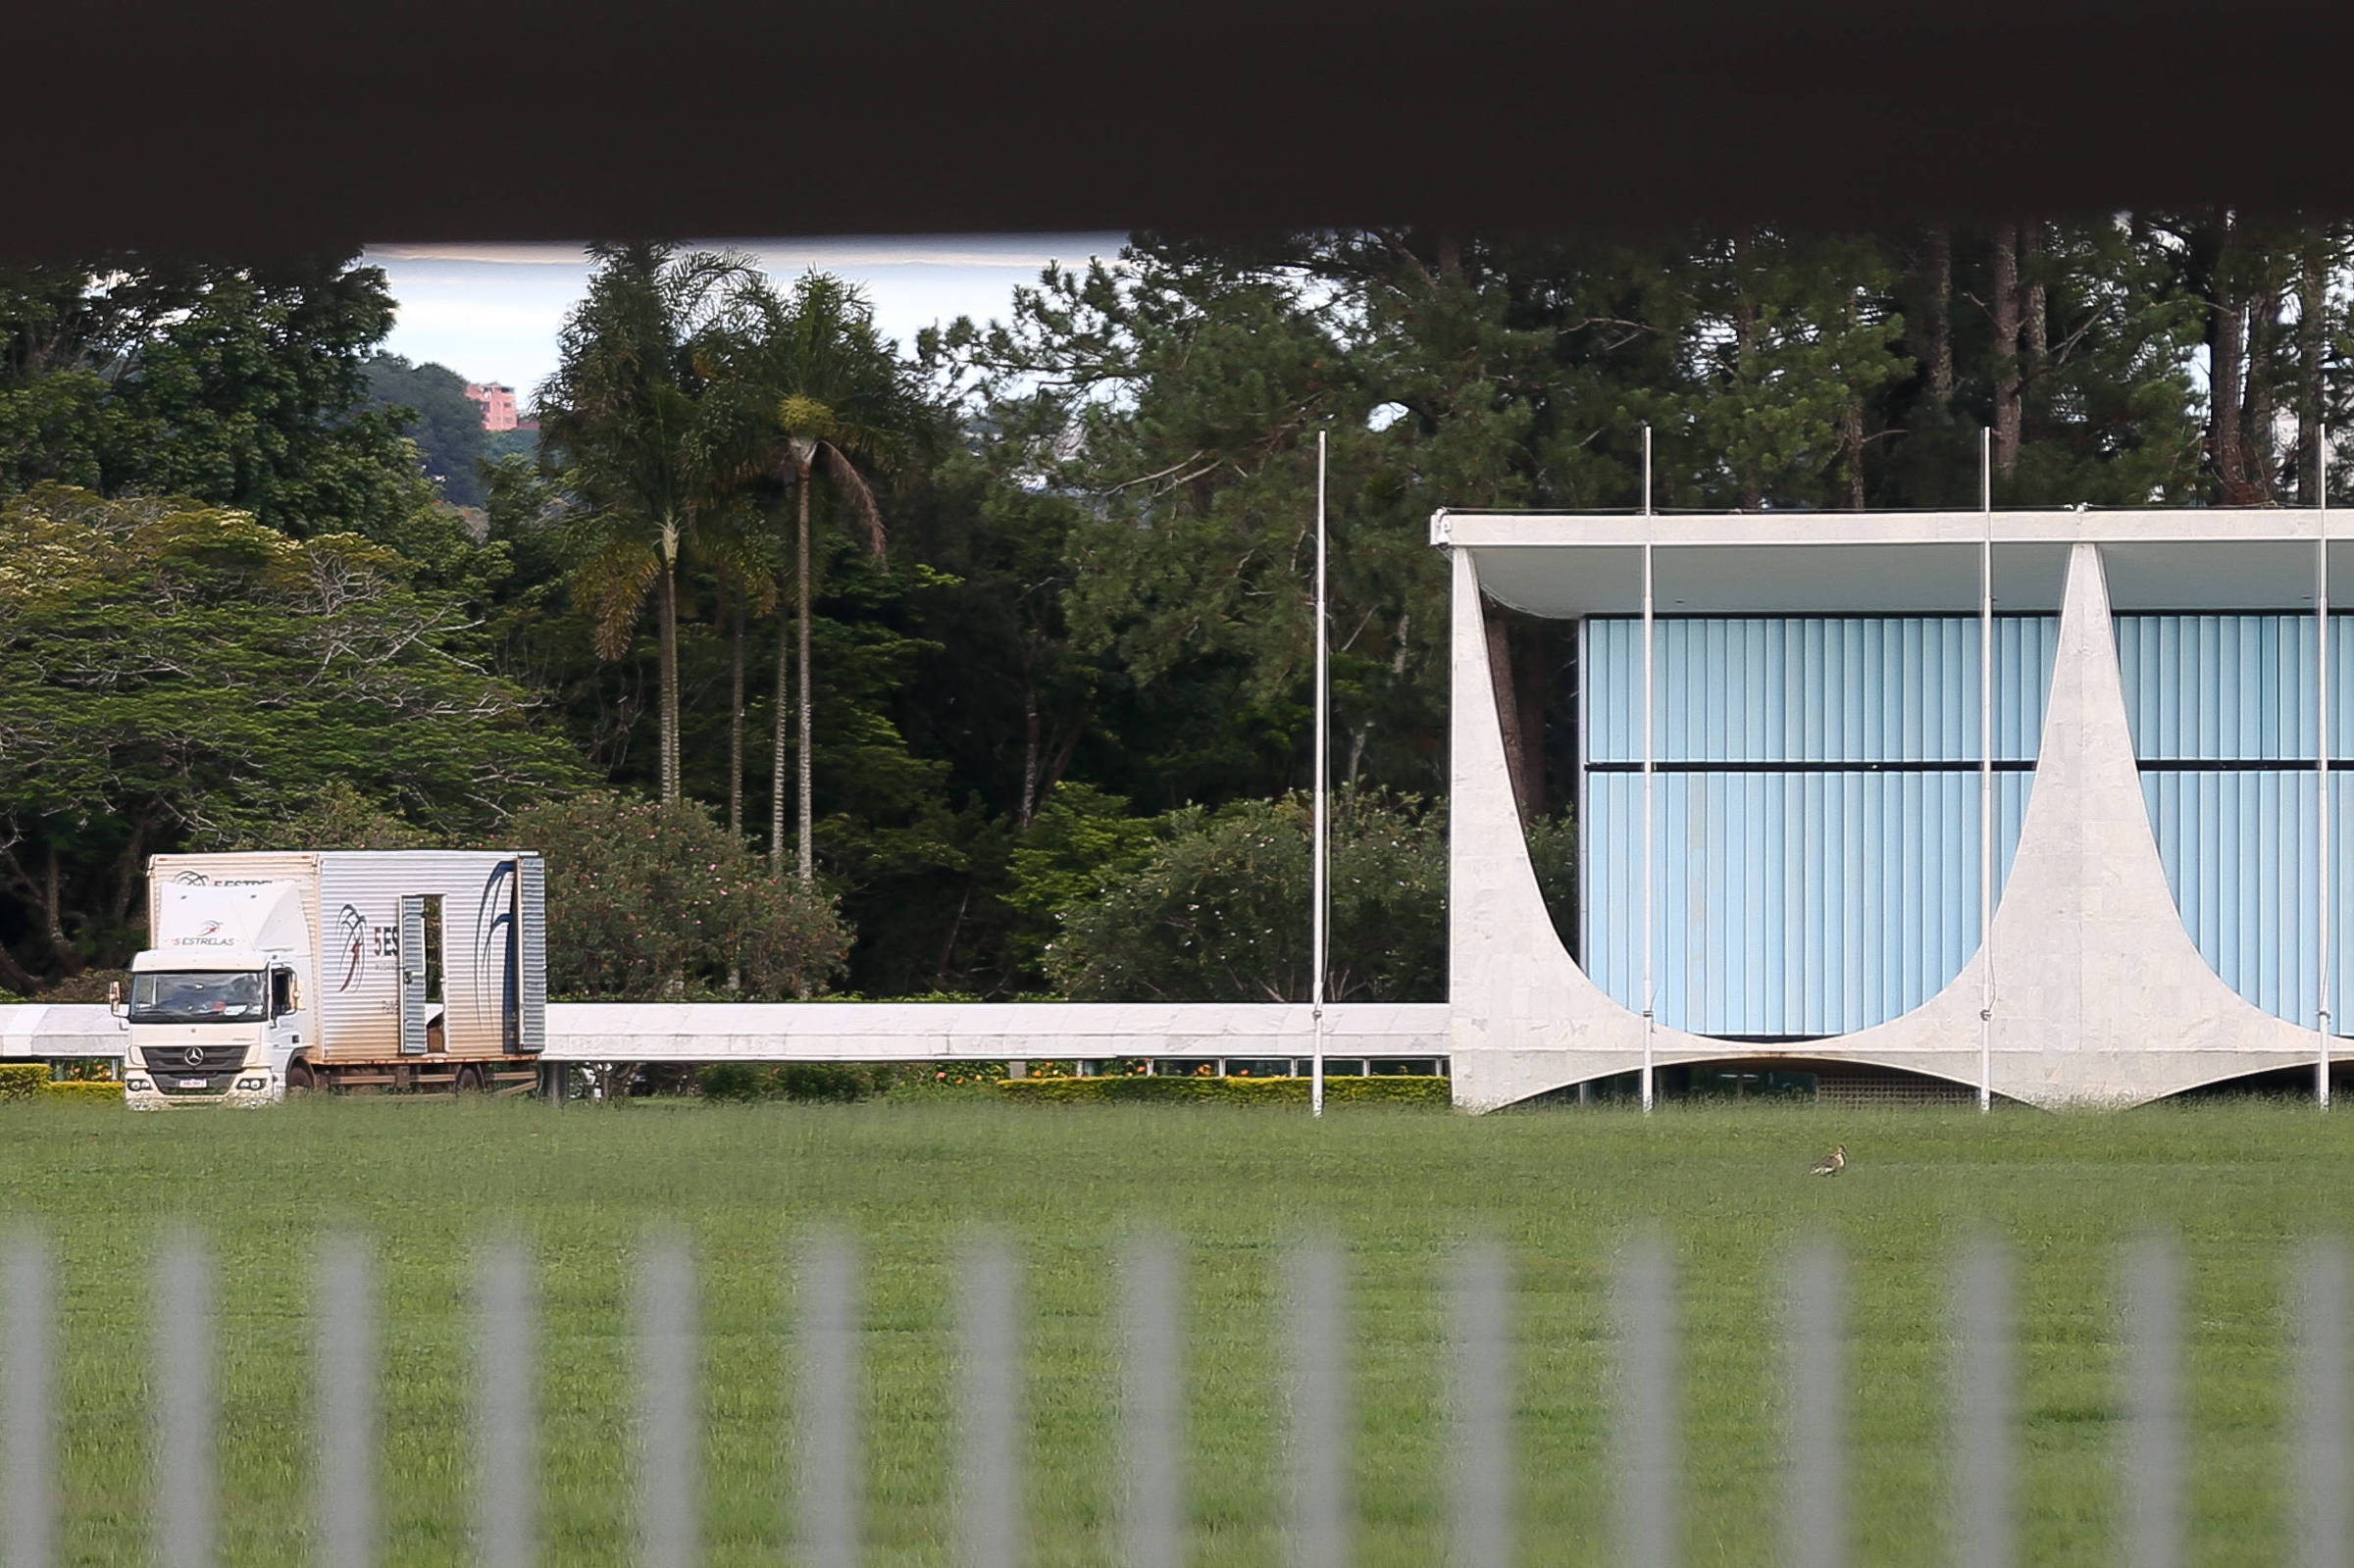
[1785,1239,1845,1568]
[1950,1239,2014,1568]
[476,1241,536,1568]
[2122,1238,2182,1568]
[794,1235,861,1568]
[154,1233,213,1568]
[3,1235,52,1568]
[1285,1238,1349,1568]
[956,1238,1022,1568]
[1119,1236,1184,1568]
[2295,1238,2350,1568]
[1447,1239,1512,1568]
[317,1237,377,1568]
[1612,1237,1677,1568]
[49,1227,2354,1564]
[637,1239,698,1568]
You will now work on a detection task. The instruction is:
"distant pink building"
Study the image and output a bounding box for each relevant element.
[464,381,519,432]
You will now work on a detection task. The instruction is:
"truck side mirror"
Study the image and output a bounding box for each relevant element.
[107,981,124,1016]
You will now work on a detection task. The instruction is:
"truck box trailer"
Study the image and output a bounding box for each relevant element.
[119,850,545,1106]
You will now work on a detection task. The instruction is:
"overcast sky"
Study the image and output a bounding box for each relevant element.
[364,233,1129,401]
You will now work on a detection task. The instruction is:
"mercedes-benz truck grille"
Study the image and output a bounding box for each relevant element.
[142,1044,249,1091]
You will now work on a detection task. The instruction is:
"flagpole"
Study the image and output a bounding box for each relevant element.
[1640,422,1655,1114]
[1980,427,1994,1114]
[2321,436,2332,1110]
[1311,430,1329,1119]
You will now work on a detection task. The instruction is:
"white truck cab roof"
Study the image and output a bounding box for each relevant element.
[146,881,306,962]
[130,947,279,974]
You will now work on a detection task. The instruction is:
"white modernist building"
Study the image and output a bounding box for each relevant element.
[1441,506,2354,1109]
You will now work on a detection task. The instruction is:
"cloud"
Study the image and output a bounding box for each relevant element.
[388,297,579,331]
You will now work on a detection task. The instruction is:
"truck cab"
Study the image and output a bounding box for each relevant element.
[120,881,310,1108]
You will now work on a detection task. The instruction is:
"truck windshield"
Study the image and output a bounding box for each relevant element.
[129,971,266,1023]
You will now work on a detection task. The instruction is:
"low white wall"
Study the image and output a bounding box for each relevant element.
[540,1001,1452,1062]
[0,1004,128,1059]
[1,1001,1453,1066]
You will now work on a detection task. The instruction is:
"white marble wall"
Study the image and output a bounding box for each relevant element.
[2,1000,1453,1066]
[537,1000,1451,1063]
[1448,539,2330,1109]
[0,1004,128,1059]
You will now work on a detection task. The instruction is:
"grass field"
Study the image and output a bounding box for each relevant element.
[2,1094,2348,1567]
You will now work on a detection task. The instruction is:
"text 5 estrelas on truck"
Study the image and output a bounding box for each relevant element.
[113,851,547,1106]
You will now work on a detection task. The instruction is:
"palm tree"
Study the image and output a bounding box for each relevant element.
[537,242,760,803]
[742,274,918,881]
[691,517,782,837]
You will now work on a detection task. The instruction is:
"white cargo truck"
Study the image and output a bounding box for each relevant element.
[115,850,546,1107]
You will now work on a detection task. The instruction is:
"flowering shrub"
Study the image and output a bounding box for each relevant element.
[511,791,850,1000]
[890,1060,1011,1094]
[1044,786,1453,1003]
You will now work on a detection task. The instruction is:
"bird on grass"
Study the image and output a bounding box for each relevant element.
[1809,1144,1847,1177]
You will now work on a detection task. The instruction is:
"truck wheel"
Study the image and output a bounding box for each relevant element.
[452,1064,485,1094]
[286,1060,317,1096]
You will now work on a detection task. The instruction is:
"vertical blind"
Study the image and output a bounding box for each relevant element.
[1580,615,2058,1037]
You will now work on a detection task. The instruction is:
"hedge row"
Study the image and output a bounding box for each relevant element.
[696,1062,907,1102]
[696,1060,1029,1101]
[43,1081,124,1103]
[996,1074,1452,1107]
[0,1066,124,1103]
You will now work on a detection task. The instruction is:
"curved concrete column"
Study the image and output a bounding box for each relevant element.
[1961,540,2320,1101]
[1447,540,2325,1110]
[1445,545,1765,1107]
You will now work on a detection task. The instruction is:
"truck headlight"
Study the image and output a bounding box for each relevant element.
[127,1077,151,1090]
[236,1077,268,1091]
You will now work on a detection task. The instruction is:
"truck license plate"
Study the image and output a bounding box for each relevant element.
[177,1078,208,1089]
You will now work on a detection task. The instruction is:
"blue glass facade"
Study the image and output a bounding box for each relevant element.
[2115,614,2354,1030]
[1578,608,2354,1038]
[1580,615,2059,1037]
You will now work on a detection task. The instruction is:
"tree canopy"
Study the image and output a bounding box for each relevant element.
[364,353,508,511]
[0,254,431,537]
[0,482,582,986]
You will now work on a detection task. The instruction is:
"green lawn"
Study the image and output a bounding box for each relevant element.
[0,1094,2345,1566]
